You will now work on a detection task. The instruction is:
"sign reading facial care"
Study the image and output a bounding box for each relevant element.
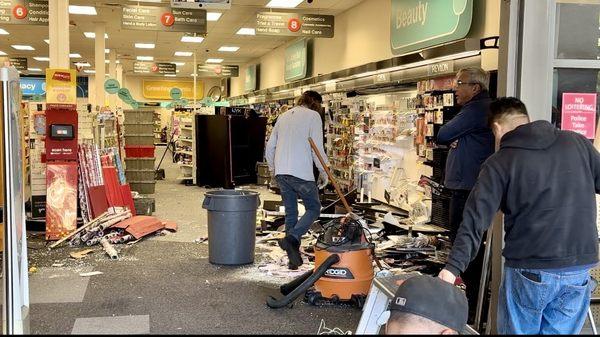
[561,93,597,139]
[285,39,310,82]
[0,0,49,25]
[390,0,473,55]
[142,80,204,100]
[46,69,76,106]
[122,5,207,33]
[257,12,334,38]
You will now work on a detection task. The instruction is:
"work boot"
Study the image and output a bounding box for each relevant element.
[278,235,303,269]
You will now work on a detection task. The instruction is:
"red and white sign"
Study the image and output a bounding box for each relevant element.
[13,5,28,20]
[161,12,175,26]
[562,93,597,139]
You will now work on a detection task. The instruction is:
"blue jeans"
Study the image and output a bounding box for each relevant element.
[498,267,592,334]
[276,175,321,241]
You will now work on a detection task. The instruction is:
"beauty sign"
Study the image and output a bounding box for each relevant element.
[561,93,597,139]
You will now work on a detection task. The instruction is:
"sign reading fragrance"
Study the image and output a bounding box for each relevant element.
[390,0,473,55]
[9,57,27,71]
[45,69,77,107]
[122,5,207,33]
[245,64,259,92]
[142,79,204,100]
[561,93,597,139]
[285,39,310,82]
[256,12,334,38]
[0,0,49,25]
[196,64,239,78]
[133,62,177,75]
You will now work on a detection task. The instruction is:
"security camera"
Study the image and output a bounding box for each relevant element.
[307,0,314,3]
[205,49,210,53]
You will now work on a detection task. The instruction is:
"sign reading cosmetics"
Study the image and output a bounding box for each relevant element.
[122,5,207,33]
[390,0,473,55]
[256,12,334,38]
[561,93,597,139]
[196,64,239,78]
[134,62,177,75]
[0,0,49,25]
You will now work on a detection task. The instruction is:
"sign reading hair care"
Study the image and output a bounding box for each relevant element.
[122,5,207,33]
[390,0,473,55]
[142,79,204,100]
[285,39,311,82]
[20,77,45,96]
[196,64,239,78]
[256,12,334,38]
[245,64,258,92]
[0,0,49,25]
[561,93,597,139]
[45,68,76,107]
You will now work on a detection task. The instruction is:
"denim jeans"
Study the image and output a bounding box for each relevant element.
[275,175,321,241]
[498,266,592,334]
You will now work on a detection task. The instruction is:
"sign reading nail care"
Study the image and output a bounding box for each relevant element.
[561,93,597,139]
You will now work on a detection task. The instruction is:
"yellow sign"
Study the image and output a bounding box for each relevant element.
[45,69,77,105]
[142,80,204,100]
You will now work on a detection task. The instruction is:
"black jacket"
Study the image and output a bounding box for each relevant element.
[437,91,495,190]
[446,121,600,276]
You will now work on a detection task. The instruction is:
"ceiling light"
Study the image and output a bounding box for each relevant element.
[173,62,185,66]
[174,51,193,57]
[207,12,222,21]
[0,51,6,56]
[84,32,108,39]
[137,56,154,61]
[11,45,34,51]
[69,53,81,58]
[28,68,42,72]
[74,62,91,67]
[105,49,110,54]
[236,28,255,35]
[191,74,198,77]
[266,0,303,8]
[206,58,223,64]
[68,5,97,15]
[135,43,155,49]
[0,28,9,35]
[33,57,50,61]
[218,46,239,52]
[181,35,204,43]
[44,39,49,44]
[176,70,180,73]
[165,74,176,77]
[84,70,96,74]
[128,0,161,2]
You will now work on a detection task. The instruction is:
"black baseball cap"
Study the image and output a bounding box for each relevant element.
[389,275,468,332]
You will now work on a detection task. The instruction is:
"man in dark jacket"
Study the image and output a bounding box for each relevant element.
[439,97,600,334]
[437,67,495,318]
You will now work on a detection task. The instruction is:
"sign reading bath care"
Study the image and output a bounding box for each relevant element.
[285,39,310,82]
[256,12,334,38]
[122,5,207,33]
[45,68,76,107]
[561,93,597,139]
[142,79,204,100]
[0,0,49,25]
[390,0,473,55]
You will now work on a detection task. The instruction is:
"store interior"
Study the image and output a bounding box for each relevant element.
[2,0,597,335]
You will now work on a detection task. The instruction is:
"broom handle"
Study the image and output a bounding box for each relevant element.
[308,137,352,214]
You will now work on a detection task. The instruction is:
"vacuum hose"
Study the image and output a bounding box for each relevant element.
[266,254,340,309]
[280,270,314,296]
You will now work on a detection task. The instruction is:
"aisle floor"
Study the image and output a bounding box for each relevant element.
[26,146,362,334]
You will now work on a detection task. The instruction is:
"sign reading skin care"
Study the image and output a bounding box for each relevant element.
[196,64,239,78]
[20,77,45,96]
[142,80,204,100]
[45,68,77,106]
[245,64,258,92]
[104,79,120,94]
[256,12,334,38]
[122,5,207,33]
[0,0,49,25]
[390,0,473,55]
[285,39,310,82]
[561,93,597,139]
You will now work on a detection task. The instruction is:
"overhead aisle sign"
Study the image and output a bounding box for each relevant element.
[170,0,231,9]
[0,0,49,25]
[133,62,177,75]
[561,93,597,139]
[122,5,207,33]
[196,64,239,78]
[390,0,473,55]
[256,12,334,38]
[9,57,27,71]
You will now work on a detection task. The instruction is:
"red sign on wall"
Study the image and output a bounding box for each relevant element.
[561,93,597,139]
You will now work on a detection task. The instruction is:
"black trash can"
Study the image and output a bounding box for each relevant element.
[202,190,261,265]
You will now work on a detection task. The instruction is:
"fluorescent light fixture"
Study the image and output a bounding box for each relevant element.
[27,68,41,72]
[236,28,255,35]
[191,73,198,77]
[74,62,91,67]
[104,60,120,64]
[44,39,49,44]
[68,5,97,15]
[11,45,34,51]
[181,35,204,43]
[165,74,176,77]
[266,0,303,8]
[0,28,9,35]
[137,56,154,61]
[128,0,161,2]
[207,12,222,21]
[174,51,193,57]
[135,43,155,49]
[206,58,223,63]
[173,62,185,66]
[176,70,180,73]
[69,53,81,58]
[105,48,110,53]
[84,69,96,74]
[84,32,108,39]
[218,46,239,52]
[34,56,50,61]
[0,51,6,56]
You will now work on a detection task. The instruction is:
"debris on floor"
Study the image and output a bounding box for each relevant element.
[79,271,103,277]
[317,319,353,335]
[70,249,94,260]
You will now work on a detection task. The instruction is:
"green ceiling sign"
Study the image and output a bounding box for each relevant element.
[285,39,311,82]
[245,64,259,92]
[390,0,473,55]
[104,79,120,94]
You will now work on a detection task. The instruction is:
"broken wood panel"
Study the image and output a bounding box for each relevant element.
[125,217,165,239]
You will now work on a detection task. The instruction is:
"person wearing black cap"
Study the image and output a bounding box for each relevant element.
[383,275,468,335]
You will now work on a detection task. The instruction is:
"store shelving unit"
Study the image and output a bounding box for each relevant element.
[175,116,194,182]
[154,110,163,145]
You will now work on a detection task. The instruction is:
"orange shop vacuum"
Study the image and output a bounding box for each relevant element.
[266,138,376,309]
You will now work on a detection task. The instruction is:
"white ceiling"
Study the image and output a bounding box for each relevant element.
[0,0,364,78]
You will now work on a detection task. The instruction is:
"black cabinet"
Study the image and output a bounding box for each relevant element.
[195,115,267,189]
